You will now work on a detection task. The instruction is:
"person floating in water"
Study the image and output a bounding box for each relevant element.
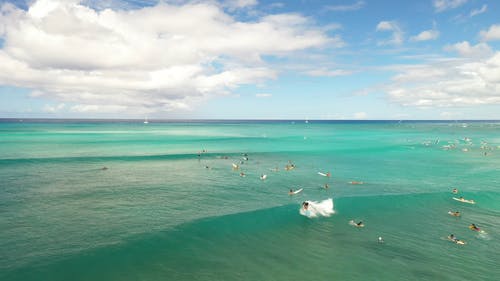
[240,172,246,177]
[349,220,364,227]
[324,183,329,189]
[469,224,480,232]
[449,234,457,242]
[378,236,384,243]
[289,189,294,195]
[449,211,461,217]
[326,172,331,177]
[448,234,465,244]
[452,188,458,194]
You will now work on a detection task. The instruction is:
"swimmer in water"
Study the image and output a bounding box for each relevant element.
[289,189,294,195]
[449,211,461,217]
[378,237,384,243]
[324,183,329,189]
[469,224,480,232]
[350,220,364,227]
[452,188,458,194]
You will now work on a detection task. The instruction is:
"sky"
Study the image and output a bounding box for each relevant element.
[0,0,499,120]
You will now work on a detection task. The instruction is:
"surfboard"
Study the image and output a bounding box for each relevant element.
[448,236,466,245]
[260,174,267,180]
[290,188,303,195]
[318,172,329,177]
[469,226,486,234]
[453,197,475,204]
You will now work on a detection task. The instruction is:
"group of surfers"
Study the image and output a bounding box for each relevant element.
[447,188,484,245]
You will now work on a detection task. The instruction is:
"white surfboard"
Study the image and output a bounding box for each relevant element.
[290,188,303,195]
[453,197,475,204]
[447,236,466,245]
[318,172,329,177]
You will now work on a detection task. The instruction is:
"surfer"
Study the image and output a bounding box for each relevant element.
[452,188,458,194]
[324,183,329,189]
[449,211,461,217]
[469,224,480,232]
[448,234,465,244]
[448,234,457,242]
[240,172,246,177]
[349,220,364,227]
[302,201,309,210]
[326,172,331,177]
[378,236,384,243]
[260,174,267,180]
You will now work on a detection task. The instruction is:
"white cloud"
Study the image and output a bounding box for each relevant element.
[223,0,258,11]
[444,41,492,58]
[306,68,352,77]
[384,51,500,107]
[470,4,487,17]
[479,24,500,42]
[353,112,367,119]
[376,21,403,45]
[255,93,272,98]
[410,29,439,42]
[43,103,65,113]
[326,1,365,12]
[433,0,468,13]
[0,0,334,115]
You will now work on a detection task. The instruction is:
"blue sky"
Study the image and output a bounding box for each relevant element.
[0,0,499,119]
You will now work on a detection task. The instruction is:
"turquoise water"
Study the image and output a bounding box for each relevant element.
[0,120,499,280]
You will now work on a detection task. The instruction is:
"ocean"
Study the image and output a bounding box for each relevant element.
[0,120,499,280]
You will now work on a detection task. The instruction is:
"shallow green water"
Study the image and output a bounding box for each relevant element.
[0,120,499,280]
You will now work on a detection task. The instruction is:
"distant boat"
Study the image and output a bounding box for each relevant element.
[144,118,149,124]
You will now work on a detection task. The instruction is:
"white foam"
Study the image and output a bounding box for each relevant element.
[300,198,335,218]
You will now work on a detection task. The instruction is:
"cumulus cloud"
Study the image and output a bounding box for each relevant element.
[444,41,492,58]
[326,1,365,12]
[0,0,335,115]
[433,0,468,13]
[376,21,403,46]
[410,29,439,42]
[384,51,500,107]
[480,24,500,42]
